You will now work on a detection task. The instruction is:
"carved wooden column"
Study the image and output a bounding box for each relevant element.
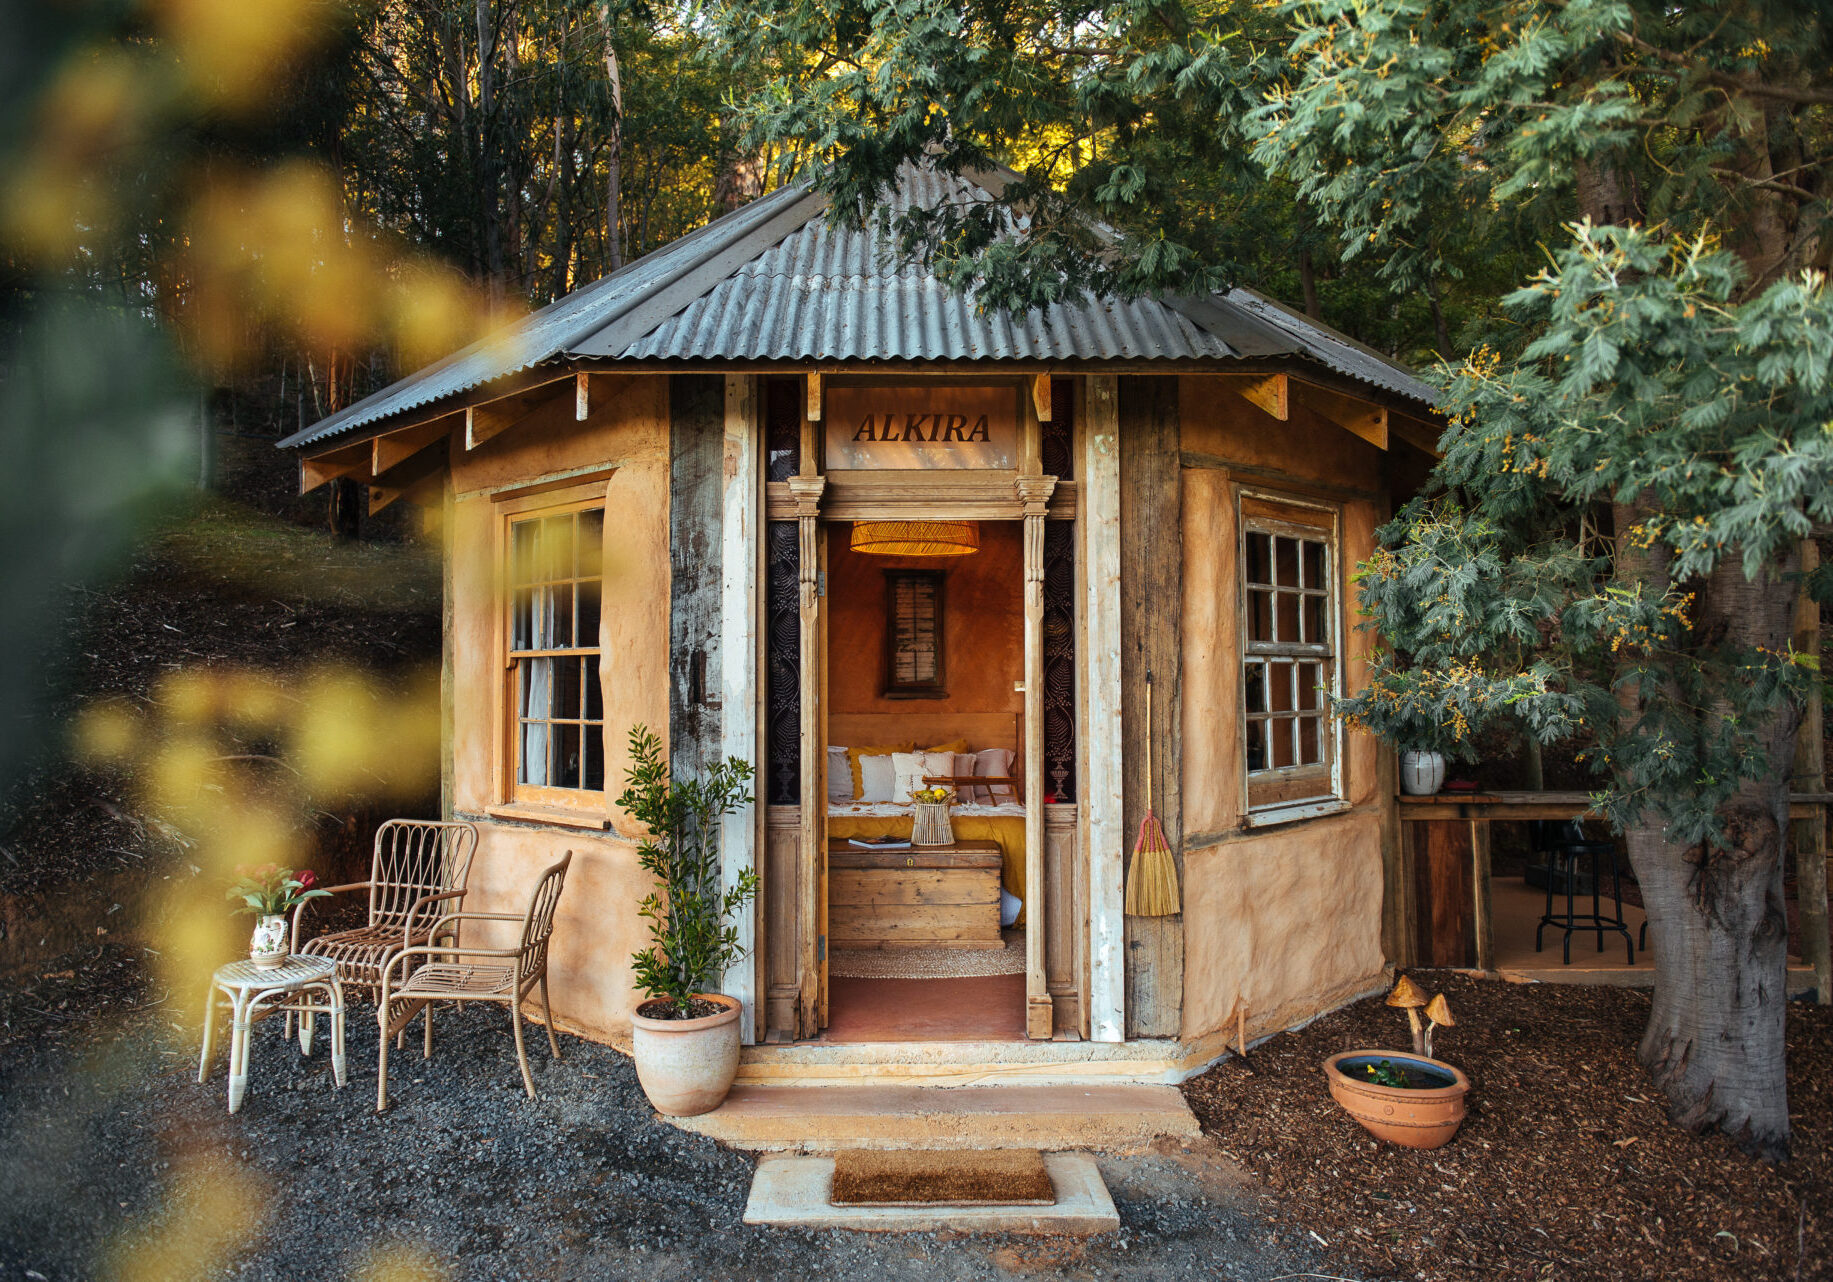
[786,475,826,1037]
[1019,473,1057,1039]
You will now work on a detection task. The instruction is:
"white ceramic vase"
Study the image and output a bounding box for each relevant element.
[249,913,289,969]
[1400,750,1447,797]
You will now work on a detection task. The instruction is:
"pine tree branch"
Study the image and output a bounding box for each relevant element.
[1615,31,1833,107]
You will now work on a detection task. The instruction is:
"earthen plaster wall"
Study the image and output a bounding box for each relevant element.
[442,373,671,1045]
[1176,376,1390,1043]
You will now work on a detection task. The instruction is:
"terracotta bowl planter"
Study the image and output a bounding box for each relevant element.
[1323,1049,1470,1150]
[631,993,742,1117]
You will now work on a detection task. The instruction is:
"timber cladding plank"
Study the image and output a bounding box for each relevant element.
[670,375,726,779]
[1118,375,1184,1039]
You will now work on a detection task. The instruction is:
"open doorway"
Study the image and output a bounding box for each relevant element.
[818,518,1031,1041]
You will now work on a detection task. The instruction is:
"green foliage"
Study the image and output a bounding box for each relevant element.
[709,0,1523,363]
[617,725,759,1016]
[1342,225,1832,846]
[225,864,332,917]
[1361,1059,1411,1089]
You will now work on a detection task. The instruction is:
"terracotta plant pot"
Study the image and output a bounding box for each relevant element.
[630,993,742,1117]
[1323,1049,1470,1149]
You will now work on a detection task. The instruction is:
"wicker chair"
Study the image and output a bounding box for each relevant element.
[375,850,571,1110]
[288,819,479,1049]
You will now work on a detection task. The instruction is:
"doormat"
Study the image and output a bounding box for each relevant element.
[829,930,1024,979]
[830,1149,1055,1206]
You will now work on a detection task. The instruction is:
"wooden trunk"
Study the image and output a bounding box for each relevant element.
[828,841,1003,949]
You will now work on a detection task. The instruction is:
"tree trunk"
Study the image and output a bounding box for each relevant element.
[475,0,506,302]
[1616,500,1800,1158]
[1297,244,1320,319]
[601,11,623,272]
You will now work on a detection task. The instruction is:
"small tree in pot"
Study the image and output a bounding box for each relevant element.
[618,725,758,1116]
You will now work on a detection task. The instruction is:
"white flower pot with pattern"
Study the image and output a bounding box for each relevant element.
[249,914,289,969]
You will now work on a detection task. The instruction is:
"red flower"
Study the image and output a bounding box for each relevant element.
[296,869,317,890]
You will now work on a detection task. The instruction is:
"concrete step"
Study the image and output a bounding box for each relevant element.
[743,1151,1119,1235]
[670,1082,1201,1153]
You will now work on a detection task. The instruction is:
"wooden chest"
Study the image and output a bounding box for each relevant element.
[827,840,1003,950]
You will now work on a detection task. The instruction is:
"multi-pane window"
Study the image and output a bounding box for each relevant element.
[1242,497,1338,814]
[509,504,605,796]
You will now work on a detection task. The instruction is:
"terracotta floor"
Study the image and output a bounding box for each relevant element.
[820,973,1027,1042]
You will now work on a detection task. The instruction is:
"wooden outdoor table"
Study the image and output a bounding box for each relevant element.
[1395,791,1832,993]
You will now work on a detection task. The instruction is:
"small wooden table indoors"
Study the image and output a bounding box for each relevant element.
[198,955,347,1113]
[828,838,1004,950]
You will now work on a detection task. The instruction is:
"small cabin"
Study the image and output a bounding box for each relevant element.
[282,165,1443,1069]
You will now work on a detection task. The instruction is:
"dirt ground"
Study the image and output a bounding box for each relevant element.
[1182,972,1831,1282]
[0,981,1344,1282]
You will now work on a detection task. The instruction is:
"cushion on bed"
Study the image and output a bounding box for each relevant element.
[975,748,1016,803]
[858,753,901,802]
[846,742,916,800]
[952,752,980,802]
[893,751,957,802]
[827,746,852,801]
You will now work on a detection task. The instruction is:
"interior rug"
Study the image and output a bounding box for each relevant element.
[829,1148,1055,1206]
[828,929,1024,979]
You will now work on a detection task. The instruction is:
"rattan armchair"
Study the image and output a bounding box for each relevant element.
[375,850,571,1110]
[289,819,478,1049]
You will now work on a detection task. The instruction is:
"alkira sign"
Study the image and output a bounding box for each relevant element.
[824,384,1020,470]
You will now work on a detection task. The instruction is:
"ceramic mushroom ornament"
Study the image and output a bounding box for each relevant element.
[1386,974,1430,1055]
[1424,993,1455,1058]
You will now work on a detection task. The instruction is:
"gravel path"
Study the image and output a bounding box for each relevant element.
[1,996,1340,1281]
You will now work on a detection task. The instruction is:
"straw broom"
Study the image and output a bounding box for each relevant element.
[1125,671,1181,917]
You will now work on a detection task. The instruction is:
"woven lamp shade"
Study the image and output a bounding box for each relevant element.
[849,520,981,557]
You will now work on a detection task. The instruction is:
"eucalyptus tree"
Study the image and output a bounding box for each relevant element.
[712,0,1833,1157]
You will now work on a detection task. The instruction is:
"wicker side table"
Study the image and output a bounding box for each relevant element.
[198,955,346,1113]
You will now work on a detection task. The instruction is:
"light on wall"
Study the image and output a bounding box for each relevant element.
[849,520,981,557]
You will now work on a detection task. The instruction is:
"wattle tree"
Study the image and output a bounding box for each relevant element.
[711,0,1833,1157]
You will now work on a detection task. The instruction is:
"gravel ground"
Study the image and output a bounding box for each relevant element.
[1,990,1342,1282]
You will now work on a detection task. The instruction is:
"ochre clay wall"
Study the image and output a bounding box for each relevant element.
[824,521,1023,739]
[1177,375,1390,1042]
[444,373,671,1045]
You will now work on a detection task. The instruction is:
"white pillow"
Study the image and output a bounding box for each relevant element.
[975,748,1016,804]
[893,751,956,803]
[1000,888,1022,927]
[952,752,979,803]
[826,746,851,802]
[858,752,899,803]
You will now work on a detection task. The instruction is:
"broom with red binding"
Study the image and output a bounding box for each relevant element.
[1125,670,1181,916]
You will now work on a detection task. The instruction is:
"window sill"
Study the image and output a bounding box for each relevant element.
[1244,799,1350,829]
[483,803,610,831]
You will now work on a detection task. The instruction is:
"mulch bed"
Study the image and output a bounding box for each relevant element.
[1182,974,1831,1282]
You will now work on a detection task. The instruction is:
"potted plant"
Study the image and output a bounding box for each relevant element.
[227,864,330,968]
[618,725,759,1117]
[1322,974,1470,1149]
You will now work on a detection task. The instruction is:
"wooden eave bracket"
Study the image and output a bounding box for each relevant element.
[371,415,456,475]
[1031,372,1053,422]
[1295,380,1388,450]
[576,372,590,422]
[298,443,370,495]
[1221,372,1288,421]
[805,371,823,423]
[1389,410,1444,457]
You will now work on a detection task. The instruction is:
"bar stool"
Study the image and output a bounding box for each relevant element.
[1533,820,1635,964]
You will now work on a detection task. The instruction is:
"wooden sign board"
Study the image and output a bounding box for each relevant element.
[824,384,1020,471]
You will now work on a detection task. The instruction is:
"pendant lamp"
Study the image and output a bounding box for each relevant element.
[849,520,981,557]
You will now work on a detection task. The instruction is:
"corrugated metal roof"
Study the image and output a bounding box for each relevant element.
[281,164,1436,451]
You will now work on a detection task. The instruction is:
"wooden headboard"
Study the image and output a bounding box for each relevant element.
[827,710,1021,756]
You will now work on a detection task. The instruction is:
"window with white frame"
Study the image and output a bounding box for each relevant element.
[507,501,606,799]
[1241,494,1339,816]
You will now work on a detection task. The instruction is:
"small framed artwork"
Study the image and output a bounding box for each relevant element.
[884,570,947,698]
